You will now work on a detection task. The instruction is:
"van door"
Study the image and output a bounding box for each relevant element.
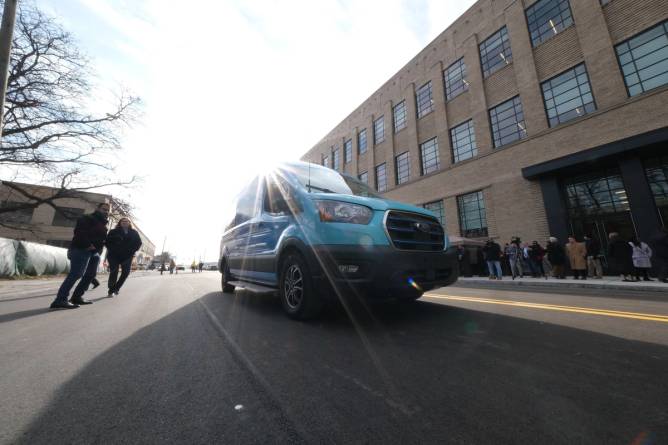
[245,177,293,285]
[227,177,261,279]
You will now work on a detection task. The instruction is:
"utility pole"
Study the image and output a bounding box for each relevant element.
[0,0,17,144]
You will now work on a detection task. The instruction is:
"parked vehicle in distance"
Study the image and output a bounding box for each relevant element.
[219,161,458,320]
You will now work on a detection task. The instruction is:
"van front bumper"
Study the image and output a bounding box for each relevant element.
[304,245,459,300]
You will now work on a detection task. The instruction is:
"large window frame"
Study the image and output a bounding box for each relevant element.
[332,147,341,171]
[444,58,469,100]
[457,191,488,238]
[541,63,596,127]
[375,163,387,192]
[479,26,513,78]
[393,101,407,133]
[450,120,478,163]
[0,201,34,224]
[420,137,440,175]
[615,20,668,97]
[416,82,433,118]
[489,96,527,148]
[52,207,85,228]
[423,200,445,226]
[358,128,368,154]
[373,116,385,145]
[344,139,352,164]
[525,0,574,47]
[395,151,410,185]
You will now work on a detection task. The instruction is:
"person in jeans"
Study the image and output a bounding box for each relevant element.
[546,237,566,279]
[629,237,653,281]
[505,239,523,280]
[584,235,603,279]
[105,217,143,296]
[50,202,110,309]
[483,239,503,280]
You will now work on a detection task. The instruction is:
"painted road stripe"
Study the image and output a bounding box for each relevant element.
[424,294,668,323]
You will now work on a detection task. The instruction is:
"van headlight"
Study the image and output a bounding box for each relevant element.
[315,200,373,224]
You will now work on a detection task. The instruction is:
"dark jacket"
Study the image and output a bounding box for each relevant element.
[585,238,601,257]
[651,231,668,260]
[607,237,634,275]
[482,241,502,261]
[528,244,545,261]
[70,211,109,254]
[546,241,566,266]
[106,227,142,261]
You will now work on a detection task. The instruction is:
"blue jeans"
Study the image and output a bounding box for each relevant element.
[487,260,502,278]
[54,249,100,303]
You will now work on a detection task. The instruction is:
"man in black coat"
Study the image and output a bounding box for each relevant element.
[51,202,110,309]
[651,226,668,283]
[105,217,142,296]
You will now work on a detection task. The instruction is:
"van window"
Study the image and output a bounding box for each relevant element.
[285,164,381,198]
[263,176,292,214]
[235,177,260,224]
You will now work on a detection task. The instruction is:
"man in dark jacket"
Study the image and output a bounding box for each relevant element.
[50,202,110,309]
[482,239,503,280]
[651,226,668,283]
[607,232,634,281]
[584,235,603,279]
[105,217,142,296]
[546,236,566,279]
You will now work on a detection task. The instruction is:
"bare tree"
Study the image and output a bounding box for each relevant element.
[0,1,141,222]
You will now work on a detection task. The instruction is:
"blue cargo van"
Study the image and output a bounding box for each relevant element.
[219,161,458,319]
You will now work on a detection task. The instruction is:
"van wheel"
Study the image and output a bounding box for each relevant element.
[279,253,323,320]
[221,261,235,293]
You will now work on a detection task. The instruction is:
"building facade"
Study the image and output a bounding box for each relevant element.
[301,0,668,255]
[0,181,155,266]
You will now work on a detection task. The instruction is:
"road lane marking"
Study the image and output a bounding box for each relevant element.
[424,294,668,323]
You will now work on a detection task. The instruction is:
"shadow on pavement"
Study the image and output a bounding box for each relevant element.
[0,308,52,324]
[14,290,668,444]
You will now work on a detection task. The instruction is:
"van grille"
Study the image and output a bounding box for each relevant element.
[385,211,445,251]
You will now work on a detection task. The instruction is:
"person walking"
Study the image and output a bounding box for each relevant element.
[198,261,204,273]
[483,239,503,280]
[566,236,587,280]
[584,235,603,279]
[608,232,635,281]
[50,202,110,309]
[528,241,546,278]
[169,259,176,275]
[191,260,197,273]
[629,237,653,281]
[505,239,523,280]
[546,237,566,279]
[105,217,143,296]
[160,263,166,275]
[650,227,668,283]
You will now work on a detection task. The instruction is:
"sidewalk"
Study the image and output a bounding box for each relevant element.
[456,276,668,293]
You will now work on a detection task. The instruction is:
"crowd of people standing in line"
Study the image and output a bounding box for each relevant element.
[50,202,143,309]
[457,227,668,283]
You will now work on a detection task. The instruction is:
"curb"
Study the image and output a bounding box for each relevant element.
[455,278,668,293]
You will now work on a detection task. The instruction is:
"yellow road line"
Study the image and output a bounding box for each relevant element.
[424,294,668,323]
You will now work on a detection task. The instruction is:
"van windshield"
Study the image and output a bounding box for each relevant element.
[284,164,381,198]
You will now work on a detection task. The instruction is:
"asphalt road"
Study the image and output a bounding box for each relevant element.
[0,272,667,444]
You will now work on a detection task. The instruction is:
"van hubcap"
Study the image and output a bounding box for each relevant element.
[284,264,303,309]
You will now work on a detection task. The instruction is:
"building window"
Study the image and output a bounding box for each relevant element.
[52,207,85,228]
[393,101,407,133]
[541,64,596,127]
[644,155,668,225]
[358,128,368,154]
[479,26,513,78]
[359,171,368,184]
[615,20,668,97]
[0,201,34,224]
[423,200,445,226]
[444,58,469,100]
[395,151,410,185]
[332,147,341,171]
[525,0,574,47]
[420,137,440,175]
[375,163,387,192]
[458,191,488,238]
[344,139,352,163]
[489,96,527,148]
[416,82,433,118]
[565,169,630,216]
[450,120,477,163]
[322,154,329,168]
[373,116,385,145]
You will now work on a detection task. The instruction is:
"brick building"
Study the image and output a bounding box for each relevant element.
[301,0,668,255]
[0,181,155,266]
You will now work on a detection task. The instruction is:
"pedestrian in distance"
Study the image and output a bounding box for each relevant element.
[584,235,603,279]
[483,238,503,280]
[566,236,587,280]
[629,237,653,281]
[650,226,668,283]
[505,238,523,280]
[160,263,166,275]
[528,241,546,278]
[169,259,176,275]
[607,232,635,281]
[191,260,197,273]
[546,237,566,279]
[198,261,204,273]
[105,217,143,297]
[50,202,110,309]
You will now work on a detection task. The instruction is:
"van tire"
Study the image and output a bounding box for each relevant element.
[221,261,235,293]
[279,253,323,320]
